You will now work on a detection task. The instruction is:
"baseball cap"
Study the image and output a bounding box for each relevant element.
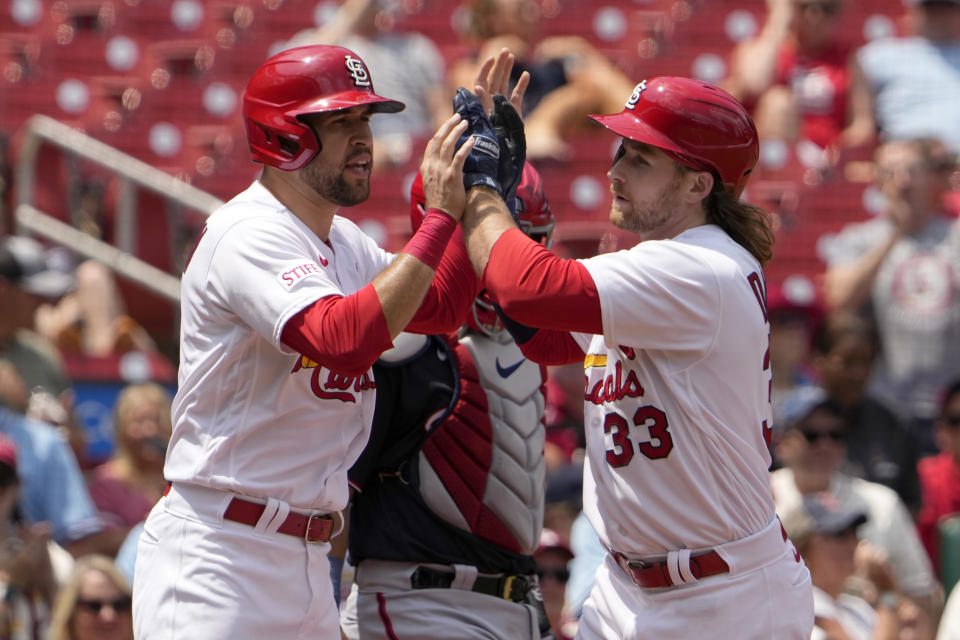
[781,492,868,547]
[0,236,74,298]
[536,528,574,560]
[778,385,842,430]
[545,464,583,508]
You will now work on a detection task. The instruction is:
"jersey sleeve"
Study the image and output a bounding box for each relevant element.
[580,242,720,352]
[514,329,586,365]
[482,228,602,334]
[407,228,479,334]
[208,219,346,352]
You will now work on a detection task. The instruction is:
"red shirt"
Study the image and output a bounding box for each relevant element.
[917,452,960,574]
[776,41,851,149]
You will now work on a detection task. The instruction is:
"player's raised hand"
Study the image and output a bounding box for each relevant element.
[473,48,529,117]
[420,113,474,222]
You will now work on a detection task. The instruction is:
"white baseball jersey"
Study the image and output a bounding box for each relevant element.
[166,180,394,511]
[575,224,775,557]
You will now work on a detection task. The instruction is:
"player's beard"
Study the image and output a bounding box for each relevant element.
[609,173,683,234]
[301,156,370,207]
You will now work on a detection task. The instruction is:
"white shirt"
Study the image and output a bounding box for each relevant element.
[576,225,776,556]
[811,586,876,640]
[165,181,394,511]
[771,468,938,600]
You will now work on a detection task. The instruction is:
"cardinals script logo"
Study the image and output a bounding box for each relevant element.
[625,80,648,110]
[292,355,375,403]
[344,54,370,87]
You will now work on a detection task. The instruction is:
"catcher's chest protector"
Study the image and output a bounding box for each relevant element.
[417,331,547,555]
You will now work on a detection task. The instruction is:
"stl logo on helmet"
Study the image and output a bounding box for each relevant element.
[625,80,648,110]
[344,54,371,87]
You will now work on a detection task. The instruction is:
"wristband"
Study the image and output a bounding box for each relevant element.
[402,208,456,270]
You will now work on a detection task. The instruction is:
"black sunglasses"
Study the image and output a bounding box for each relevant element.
[800,429,845,444]
[537,568,570,582]
[76,597,132,614]
[826,525,859,540]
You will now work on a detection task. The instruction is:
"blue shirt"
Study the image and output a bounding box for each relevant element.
[859,36,960,152]
[0,406,102,545]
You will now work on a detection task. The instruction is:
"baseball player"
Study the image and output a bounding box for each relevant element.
[131,45,485,640]
[442,51,815,639]
[338,163,557,639]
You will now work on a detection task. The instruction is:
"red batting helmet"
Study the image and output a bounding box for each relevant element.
[243,45,405,171]
[590,77,759,198]
[410,162,555,335]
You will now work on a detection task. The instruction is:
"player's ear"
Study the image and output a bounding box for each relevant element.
[683,170,714,204]
[692,171,714,200]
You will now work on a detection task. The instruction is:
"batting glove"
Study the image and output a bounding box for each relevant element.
[491,94,526,220]
[453,88,501,193]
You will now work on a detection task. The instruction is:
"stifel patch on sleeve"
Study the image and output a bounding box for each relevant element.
[278,261,323,289]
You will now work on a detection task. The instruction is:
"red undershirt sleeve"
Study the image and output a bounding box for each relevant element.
[280,283,392,378]
[483,228,603,334]
[514,328,586,365]
[406,228,479,334]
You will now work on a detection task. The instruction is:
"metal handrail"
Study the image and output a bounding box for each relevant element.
[12,114,226,302]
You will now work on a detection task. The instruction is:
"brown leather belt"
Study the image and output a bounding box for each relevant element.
[614,550,730,589]
[164,484,334,543]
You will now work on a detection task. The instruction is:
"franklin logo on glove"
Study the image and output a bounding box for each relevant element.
[471,136,500,158]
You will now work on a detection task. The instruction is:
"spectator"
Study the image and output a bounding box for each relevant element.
[772,385,943,619]
[917,378,960,579]
[562,509,605,638]
[812,311,921,511]
[0,235,73,406]
[768,279,822,436]
[726,0,875,161]
[822,137,960,454]
[781,494,883,638]
[450,0,635,159]
[0,433,60,640]
[288,0,449,168]
[0,365,119,558]
[781,492,925,640]
[87,383,171,532]
[113,522,142,587]
[34,259,156,358]
[858,0,960,153]
[534,529,574,640]
[544,463,583,545]
[49,554,133,640]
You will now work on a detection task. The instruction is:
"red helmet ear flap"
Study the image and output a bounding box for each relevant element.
[243,45,404,171]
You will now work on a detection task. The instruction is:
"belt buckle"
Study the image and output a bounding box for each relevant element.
[304,513,327,543]
[623,557,648,586]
